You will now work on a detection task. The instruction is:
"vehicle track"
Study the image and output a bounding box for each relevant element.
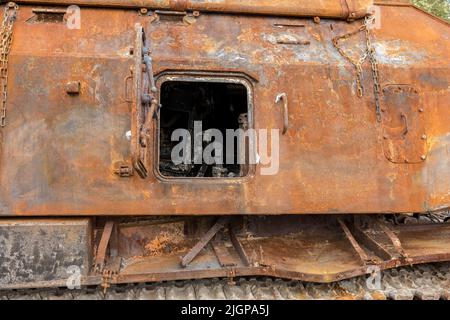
[2,262,450,300]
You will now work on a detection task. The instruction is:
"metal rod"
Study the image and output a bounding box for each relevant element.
[181,217,230,267]
[337,218,372,264]
[13,0,372,19]
[94,220,114,272]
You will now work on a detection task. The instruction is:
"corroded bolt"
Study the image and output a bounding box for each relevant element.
[421,155,427,160]
[65,81,80,95]
[383,134,388,139]
[313,16,321,24]
[140,8,148,14]
[418,108,424,112]
[421,134,427,140]
[193,11,200,17]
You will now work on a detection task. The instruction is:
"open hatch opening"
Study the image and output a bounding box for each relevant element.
[159,80,250,178]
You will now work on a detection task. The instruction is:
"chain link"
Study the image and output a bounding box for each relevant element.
[0,2,18,127]
[364,15,382,122]
[332,15,382,122]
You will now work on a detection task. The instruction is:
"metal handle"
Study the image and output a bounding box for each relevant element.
[275,93,289,135]
[400,113,408,136]
[123,73,133,103]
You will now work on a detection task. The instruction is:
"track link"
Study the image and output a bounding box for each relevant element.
[2,262,450,300]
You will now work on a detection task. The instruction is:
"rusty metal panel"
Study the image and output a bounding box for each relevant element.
[0,218,92,288]
[0,3,448,216]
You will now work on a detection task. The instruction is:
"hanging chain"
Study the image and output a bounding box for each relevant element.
[363,15,382,122]
[0,2,18,127]
[332,24,368,98]
[332,14,382,122]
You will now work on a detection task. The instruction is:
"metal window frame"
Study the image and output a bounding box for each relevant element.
[153,71,256,184]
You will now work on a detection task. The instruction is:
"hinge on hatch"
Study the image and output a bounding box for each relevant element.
[130,24,161,179]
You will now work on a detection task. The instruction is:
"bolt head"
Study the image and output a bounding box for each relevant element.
[421,134,427,140]
[65,81,80,95]
[418,108,424,112]
[421,155,427,160]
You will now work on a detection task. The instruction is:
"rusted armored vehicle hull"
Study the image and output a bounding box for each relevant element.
[0,0,449,290]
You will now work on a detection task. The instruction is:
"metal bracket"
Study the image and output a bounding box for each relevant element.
[212,235,237,267]
[375,219,412,264]
[338,218,376,265]
[229,227,251,267]
[147,9,200,25]
[114,162,134,177]
[94,221,115,272]
[351,223,393,261]
[181,217,230,267]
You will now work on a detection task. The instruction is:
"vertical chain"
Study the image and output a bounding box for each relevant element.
[0,2,18,127]
[332,14,382,122]
[332,24,368,98]
[364,15,382,122]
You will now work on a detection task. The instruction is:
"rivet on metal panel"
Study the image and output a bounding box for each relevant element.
[65,81,80,95]
[313,16,320,24]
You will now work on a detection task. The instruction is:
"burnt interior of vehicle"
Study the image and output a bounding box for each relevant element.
[159,80,249,178]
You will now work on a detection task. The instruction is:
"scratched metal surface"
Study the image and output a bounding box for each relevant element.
[0,3,449,216]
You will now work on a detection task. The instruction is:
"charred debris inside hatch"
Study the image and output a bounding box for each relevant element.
[158,80,250,178]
